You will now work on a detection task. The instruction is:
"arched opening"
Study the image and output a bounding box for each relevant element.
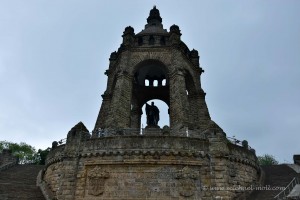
[149,35,155,45]
[145,79,149,86]
[133,60,168,87]
[131,59,170,129]
[141,99,169,128]
[138,37,143,46]
[160,36,166,45]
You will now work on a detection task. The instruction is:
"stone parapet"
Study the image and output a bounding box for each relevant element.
[227,143,258,169]
[46,145,65,166]
[80,135,208,159]
[42,133,260,200]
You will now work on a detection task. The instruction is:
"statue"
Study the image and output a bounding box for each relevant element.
[145,102,160,126]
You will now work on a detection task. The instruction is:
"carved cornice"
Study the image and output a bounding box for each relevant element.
[214,154,260,170]
[44,150,209,169]
[130,47,172,52]
[45,156,64,168]
[81,149,207,158]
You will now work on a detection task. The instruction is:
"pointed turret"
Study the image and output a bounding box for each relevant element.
[147,6,162,25]
[139,6,167,35]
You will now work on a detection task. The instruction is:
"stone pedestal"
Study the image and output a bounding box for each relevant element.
[143,126,161,136]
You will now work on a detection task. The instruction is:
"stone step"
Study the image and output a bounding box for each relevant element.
[247,164,300,200]
[0,165,45,200]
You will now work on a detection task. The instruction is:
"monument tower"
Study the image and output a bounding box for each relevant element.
[94,6,210,132]
[40,7,261,200]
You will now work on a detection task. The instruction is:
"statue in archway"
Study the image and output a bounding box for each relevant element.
[145,102,160,126]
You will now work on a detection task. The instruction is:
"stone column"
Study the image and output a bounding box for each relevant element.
[169,69,189,130]
[130,107,142,129]
[108,71,133,128]
[206,128,233,199]
[188,90,211,130]
[94,92,112,130]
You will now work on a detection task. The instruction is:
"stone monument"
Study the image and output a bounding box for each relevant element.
[39,7,261,200]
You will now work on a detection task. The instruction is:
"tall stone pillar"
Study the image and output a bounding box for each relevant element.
[205,124,232,199]
[169,69,189,129]
[107,71,133,128]
[130,107,142,129]
[188,90,211,130]
[94,92,112,129]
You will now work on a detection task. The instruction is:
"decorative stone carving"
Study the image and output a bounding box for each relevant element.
[88,167,109,196]
[175,166,200,197]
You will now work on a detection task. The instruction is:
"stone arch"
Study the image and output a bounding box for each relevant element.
[133,59,169,87]
[140,99,170,128]
[140,96,169,107]
[129,52,172,74]
[130,59,170,129]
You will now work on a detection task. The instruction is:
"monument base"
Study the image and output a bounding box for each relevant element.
[143,125,161,136]
[145,125,160,129]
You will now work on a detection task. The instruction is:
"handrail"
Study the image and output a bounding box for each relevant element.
[91,127,206,139]
[274,177,300,199]
[58,138,66,145]
[54,130,254,148]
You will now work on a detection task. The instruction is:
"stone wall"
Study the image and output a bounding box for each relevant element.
[42,129,260,200]
[227,144,260,198]
[0,149,18,169]
[203,127,260,199]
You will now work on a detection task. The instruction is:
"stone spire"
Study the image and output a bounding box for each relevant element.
[147,6,162,24]
[144,6,164,30]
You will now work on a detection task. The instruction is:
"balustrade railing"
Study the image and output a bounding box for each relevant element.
[274,177,300,200]
[227,136,254,151]
[54,130,253,150]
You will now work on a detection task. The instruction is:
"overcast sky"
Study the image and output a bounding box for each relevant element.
[0,1,299,163]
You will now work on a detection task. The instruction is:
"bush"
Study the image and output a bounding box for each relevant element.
[258,154,279,166]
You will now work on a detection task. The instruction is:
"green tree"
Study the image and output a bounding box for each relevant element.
[0,141,39,164]
[258,154,279,166]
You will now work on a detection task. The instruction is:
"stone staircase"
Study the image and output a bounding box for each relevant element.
[0,165,45,200]
[248,164,300,200]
